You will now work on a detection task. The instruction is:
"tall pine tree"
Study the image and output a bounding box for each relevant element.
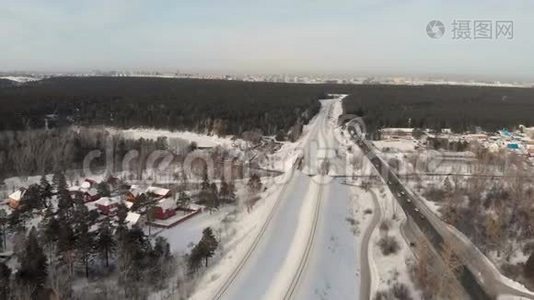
[0,262,11,300]
[39,174,53,208]
[73,200,94,278]
[17,227,48,290]
[96,219,115,268]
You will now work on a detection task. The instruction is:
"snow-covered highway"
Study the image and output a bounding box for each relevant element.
[206,96,363,300]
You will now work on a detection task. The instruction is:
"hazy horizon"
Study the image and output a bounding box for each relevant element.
[2,0,534,81]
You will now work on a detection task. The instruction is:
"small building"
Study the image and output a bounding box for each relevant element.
[125,212,141,228]
[464,134,488,142]
[146,186,171,200]
[84,178,97,187]
[379,128,414,140]
[68,186,83,199]
[94,196,122,215]
[499,129,513,138]
[153,198,176,220]
[507,143,520,150]
[83,188,100,203]
[125,185,144,202]
[7,188,26,209]
[123,200,134,210]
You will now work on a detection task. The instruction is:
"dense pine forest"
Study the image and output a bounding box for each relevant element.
[0,77,325,137]
[3,77,533,138]
[341,84,534,134]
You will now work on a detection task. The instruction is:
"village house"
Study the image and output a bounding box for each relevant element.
[7,188,26,209]
[83,188,101,202]
[153,198,176,220]
[379,128,414,140]
[125,212,142,228]
[94,196,122,215]
[124,185,144,202]
[146,186,171,200]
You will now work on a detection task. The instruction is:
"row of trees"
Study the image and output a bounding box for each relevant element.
[197,173,238,212]
[0,127,171,181]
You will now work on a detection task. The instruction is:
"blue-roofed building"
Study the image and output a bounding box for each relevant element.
[507,143,520,150]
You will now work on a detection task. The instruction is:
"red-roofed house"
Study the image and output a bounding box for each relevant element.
[94,196,122,215]
[83,188,101,202]
[153,198,176,220]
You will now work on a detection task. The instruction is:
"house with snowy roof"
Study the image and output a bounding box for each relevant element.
[94,196,122,215]
[146,186,171,200]
[125,212,142,228]
[153,198,176,220]
[7,188,26,209]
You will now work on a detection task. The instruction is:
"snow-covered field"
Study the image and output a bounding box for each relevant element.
[295,179,360,299]
[0,76,41,83]
[110,127,245,149]
[368,185,418,298]
[373,140,417,152]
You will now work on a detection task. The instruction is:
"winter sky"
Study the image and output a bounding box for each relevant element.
[1,0,534,80]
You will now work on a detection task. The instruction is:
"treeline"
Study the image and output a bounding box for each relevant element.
[0,127,170,181]
[0,79,15,88]
[342,84,534,135]
[0,125,266,182]
[0,77,325,139]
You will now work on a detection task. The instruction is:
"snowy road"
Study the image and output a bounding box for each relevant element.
[218,172,315,299]
[208,97,362,300]
[293,97,361,300]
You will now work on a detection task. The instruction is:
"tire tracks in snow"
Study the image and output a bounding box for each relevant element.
[283,100,334,299]
[282,180,325,300]
[211,102,328,300]
[359,190,381,300]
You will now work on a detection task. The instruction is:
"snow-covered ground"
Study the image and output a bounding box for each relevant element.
[368,185,418,298]
[295,178,359,299]
[0,76,41,83]
[200,172,314,299]
[373,140,417,152]
[110,127,246,149]
[155,206,234,255]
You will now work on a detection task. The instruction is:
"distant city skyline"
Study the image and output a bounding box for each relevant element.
[1,0,534,81]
